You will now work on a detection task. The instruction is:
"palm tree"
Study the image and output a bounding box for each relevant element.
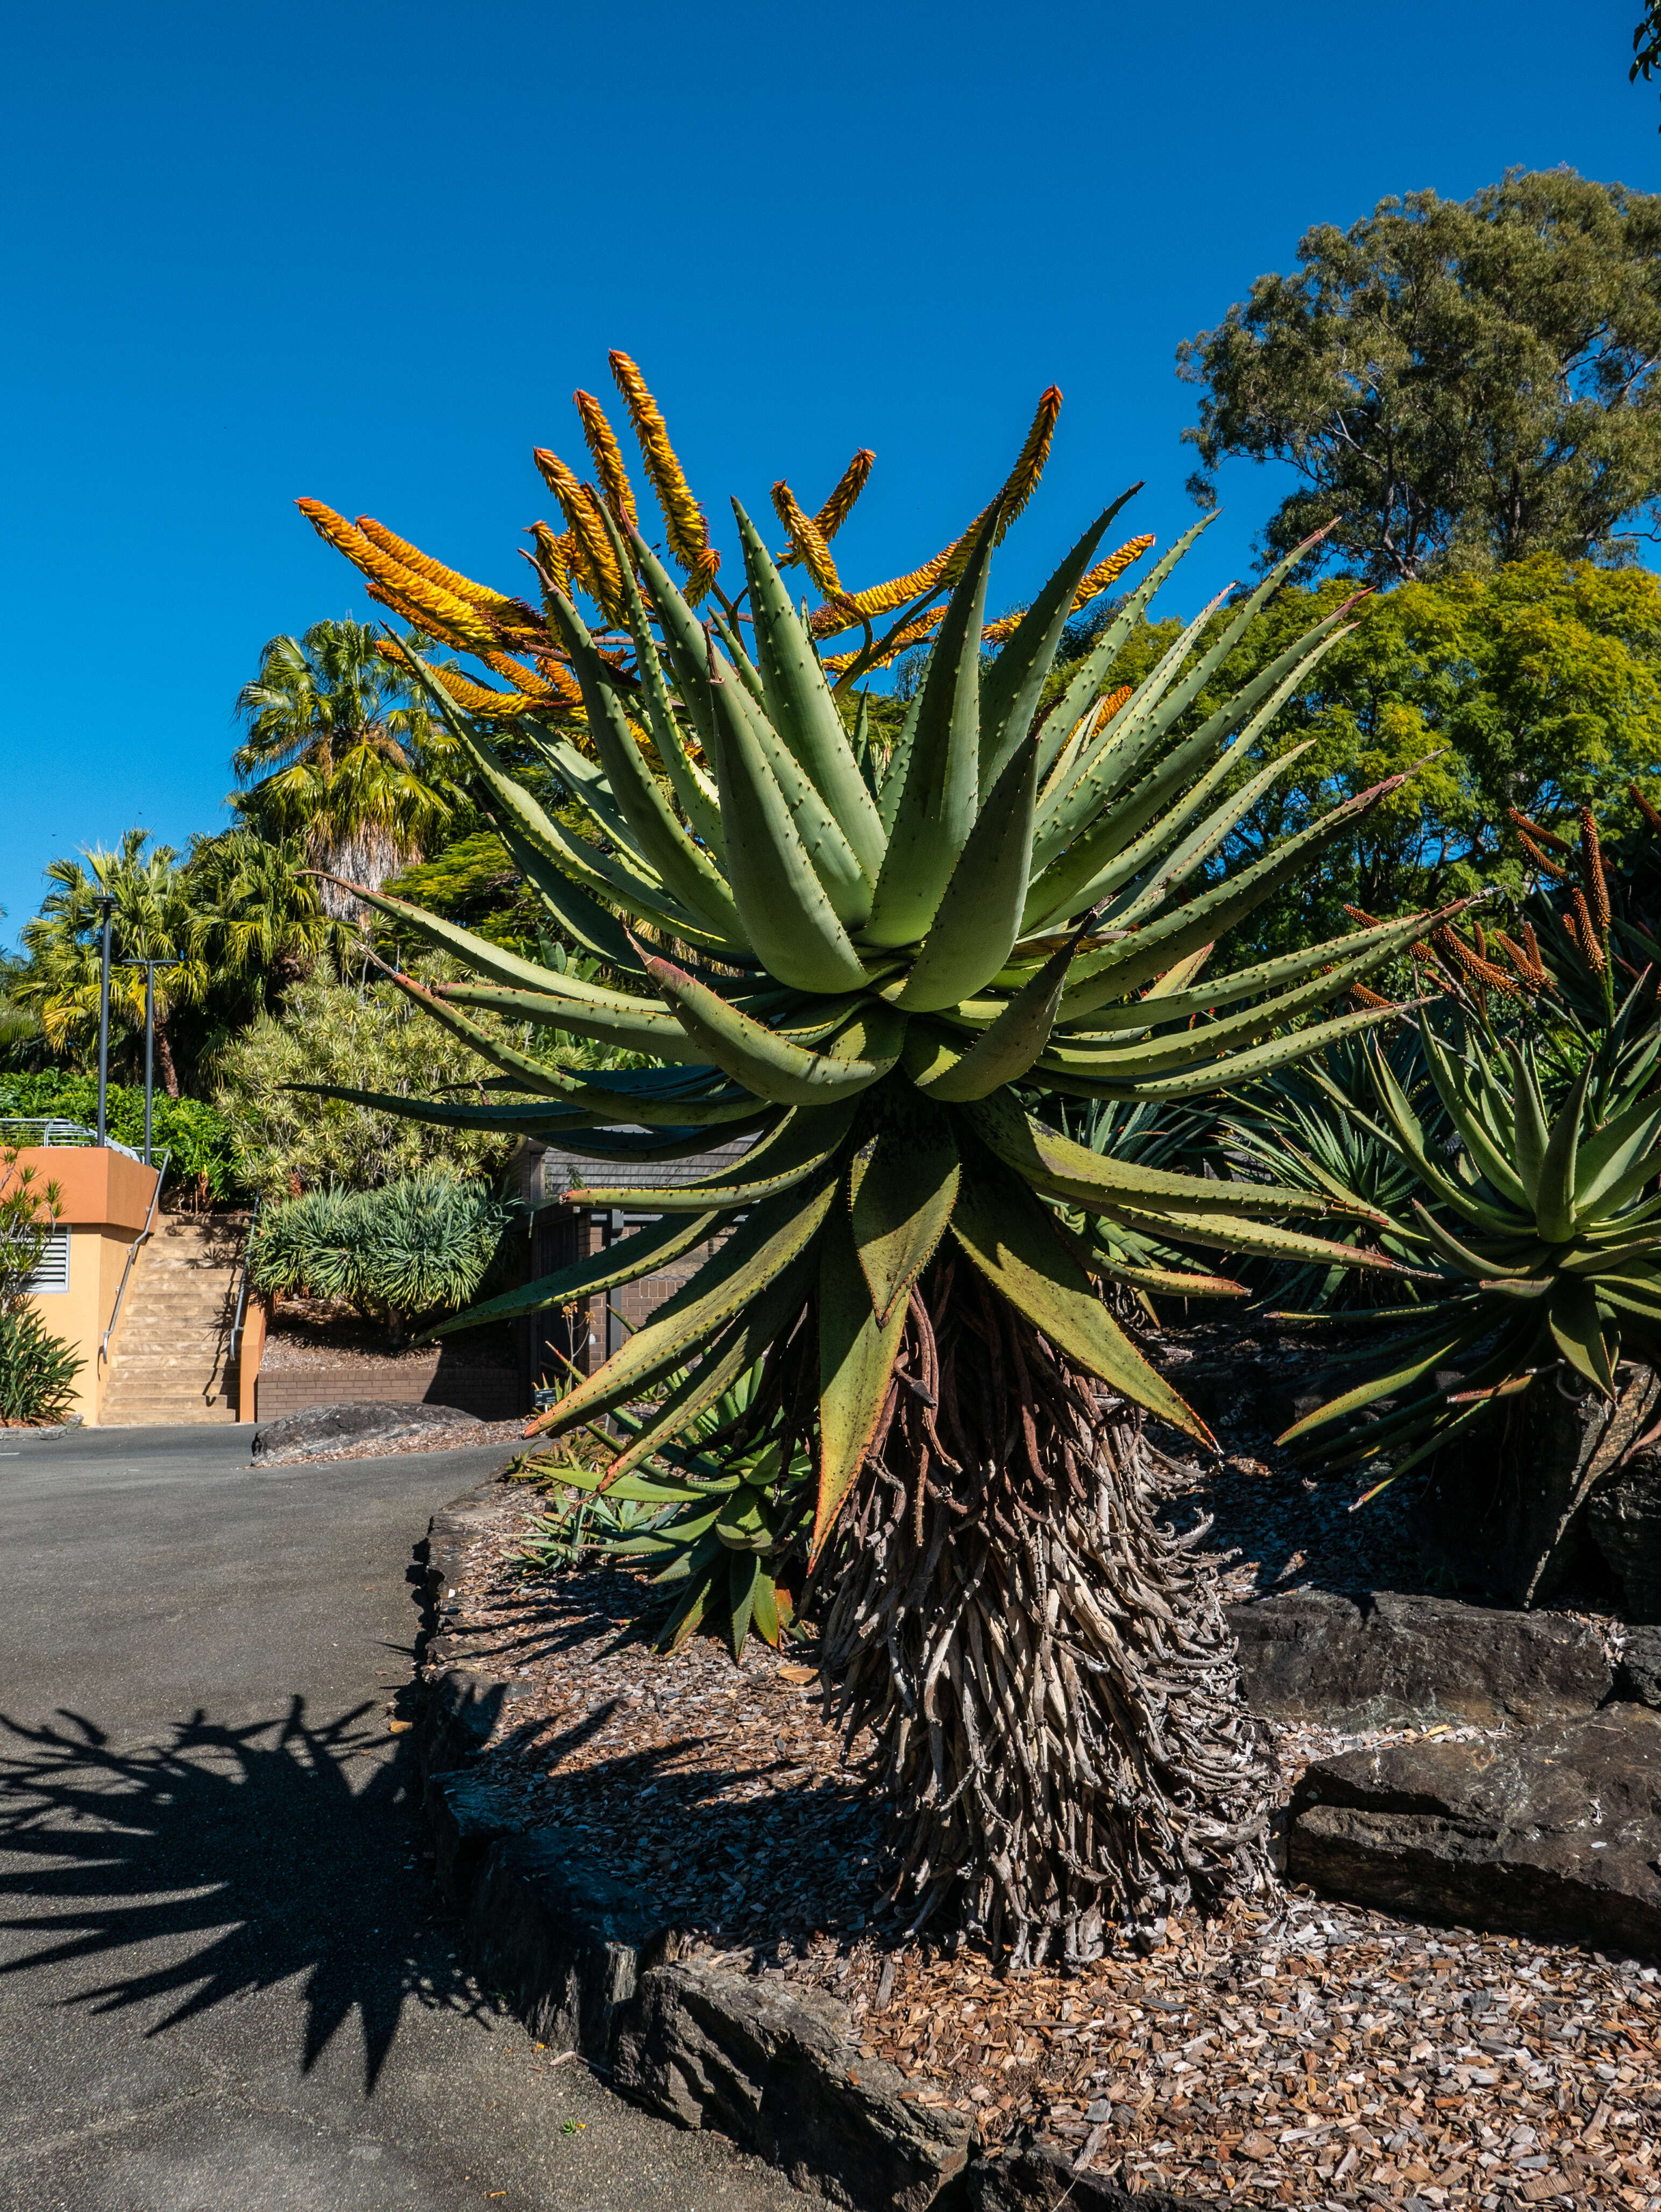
[16,832,206,1097]
[183,829,338,1007]
[231,620,462,913]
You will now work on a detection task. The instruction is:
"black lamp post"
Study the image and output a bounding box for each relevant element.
[115,959,166,1164]
[95,895,116,1146]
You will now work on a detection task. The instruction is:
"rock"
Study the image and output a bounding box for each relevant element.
[251,1399,481,1463]
[1411,1366,1661,1607]
[614,1959,972,2212]
[1288,1704,1661,1956]
[1229,1589,1611,1728]
[424,1769,521,1905]
[419,1666,519,1777]
[968,2145,1208,2211]
[1589,1447,1661,1622]
[466,1833,675,2063]
[1617,1624,1661,1708]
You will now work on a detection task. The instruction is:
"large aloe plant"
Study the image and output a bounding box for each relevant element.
[298,363,1466,1962]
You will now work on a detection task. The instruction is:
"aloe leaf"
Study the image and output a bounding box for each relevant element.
[702,657,872,994]
[727,1550,761,1659]
[1276,1323,1491,1445]
[877,682,926,836]
[896,724,1042,1011]
[550,590,744,939]
[1417,1020,1531,1213]
[949,1153,1211,1444]
[642,948,902,1104]
[434,981,699,1059]
[978,498,1132,788]
[659,1557,721,1651]
[733,501,886,880]
[1075,1240,1247,1300]
[751,1572,784,1649]
[915,937,1076,1102]
[1507,1043,1551,1204]
[963,1094,1342,1217]
[1033,517,1215,782]
[1099,1198,1404,1275]
[489,816,644,972]
[1549,1275,1617,1395]
[812,1207,912,1560]
[711,611,769,707]
[570,1101,858,1211]
[1537,1061,1593,1243]
[865,516,997,947]
[1407,1201,1518,1280]
[538,1175,837,1439]
[849,1118,961,1323]
[1049,1000,1409,1103]
[607,534,726,852]
[1574,1096,1661,1213]
[1059,774,1412,1017]
[441,1209,723,1338]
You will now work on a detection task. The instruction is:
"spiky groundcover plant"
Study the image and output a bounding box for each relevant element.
[298,362,1469,1962]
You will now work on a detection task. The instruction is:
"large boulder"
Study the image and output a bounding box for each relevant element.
[1618,1624,1661,1707]
[251,1400,481,1463]
[1288,1704,1661,1956]
[1229,1589,1611,1728]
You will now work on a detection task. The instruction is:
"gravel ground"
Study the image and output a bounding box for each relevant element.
[425,1475,1661,2209]
[260,1415,532,1464]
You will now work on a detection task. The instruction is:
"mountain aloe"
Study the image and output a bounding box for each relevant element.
[1279,988,1661,1490]
[297,362,1467,1962]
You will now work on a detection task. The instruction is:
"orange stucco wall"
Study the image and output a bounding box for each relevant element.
[12,1147,161,1424]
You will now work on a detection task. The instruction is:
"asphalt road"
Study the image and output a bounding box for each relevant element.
[0,1423,820,2212]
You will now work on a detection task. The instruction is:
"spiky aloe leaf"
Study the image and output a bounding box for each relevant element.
[813,1208,912,1560]
[849,1117,961,1323]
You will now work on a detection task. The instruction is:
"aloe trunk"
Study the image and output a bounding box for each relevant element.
[297,364,1459,1960]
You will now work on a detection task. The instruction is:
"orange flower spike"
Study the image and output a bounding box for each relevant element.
[771,481,845,598]
[1580,805,1611,940]
[296,499,500,650]
[1348,982,1395,1011]
[1516,829,1567,882]
[1571,889,1608,976]
[989,385,1062,545]
[353,519,516,616]
[608,352,719,600]
[527,521,572,599]
[813,450,875,541]
[1505,805,1573,854]
[573,391,639,527]
[1631,781,1661,832]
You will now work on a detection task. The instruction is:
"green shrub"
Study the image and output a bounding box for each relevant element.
[249,1175,514,1328]
[0,1304,83,1424]
[0,1070,241,1200]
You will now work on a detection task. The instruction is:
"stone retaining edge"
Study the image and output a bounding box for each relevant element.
[412,1474,1207,2212]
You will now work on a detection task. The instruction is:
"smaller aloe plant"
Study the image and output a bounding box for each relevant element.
[1279,987,1661,1485]
[515,1360,810,1655]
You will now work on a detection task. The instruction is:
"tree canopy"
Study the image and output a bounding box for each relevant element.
[1178,171,1661,583]
[1076,552,1661,951]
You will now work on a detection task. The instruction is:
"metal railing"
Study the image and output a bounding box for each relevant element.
[100,1149,171,1366]
[1,1116,144,1162]
[229,1194,261,1370]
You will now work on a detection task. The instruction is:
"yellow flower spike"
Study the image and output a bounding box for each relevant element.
[573,390,640,526]
[531,452,627,621]
[770,480,845,598]
[987,384,1063,547]
[607,351,720,600]
[296,499,500,651]
[526,520,572,600]
[484,647,583,708]
[353,518,519,619]
[427,664,544,718]
[1067,534,1156,612]
[813,449,875,541]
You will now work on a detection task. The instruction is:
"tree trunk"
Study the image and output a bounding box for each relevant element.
[812,1260,1274,1968]
[152,1016,180,1100]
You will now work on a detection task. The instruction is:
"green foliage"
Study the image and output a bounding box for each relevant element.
[0,1303,83,1425]
[214,968,521,1201]
[1063,554,1661,955]
[249,1175,513,1323]
[232,619,465,896]
[1280,990,1661,1486]
[0,1071,241,1199]
[1180,172,1661,582]
[0,1143,60,1309]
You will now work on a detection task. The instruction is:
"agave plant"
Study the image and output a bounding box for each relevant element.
[1218,1030,1444,1311]
[1280,987,1661,1488]
[295,364,1473,1962]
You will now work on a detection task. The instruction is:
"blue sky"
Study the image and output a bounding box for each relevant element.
[1,0,1655,945]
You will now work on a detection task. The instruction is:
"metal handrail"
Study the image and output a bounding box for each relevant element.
[1,1116,144,1161]
[229,1194,262,1367]
[100,1148,171,1365]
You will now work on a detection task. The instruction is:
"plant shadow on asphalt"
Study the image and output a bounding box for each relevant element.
[0,1692,491,2088]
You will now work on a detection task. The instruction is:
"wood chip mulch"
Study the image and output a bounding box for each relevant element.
[423,1475,1661,2209]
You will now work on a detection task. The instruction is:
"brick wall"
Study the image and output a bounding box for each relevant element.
[255,1350,522,1423]
[527,1208,734,1390]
